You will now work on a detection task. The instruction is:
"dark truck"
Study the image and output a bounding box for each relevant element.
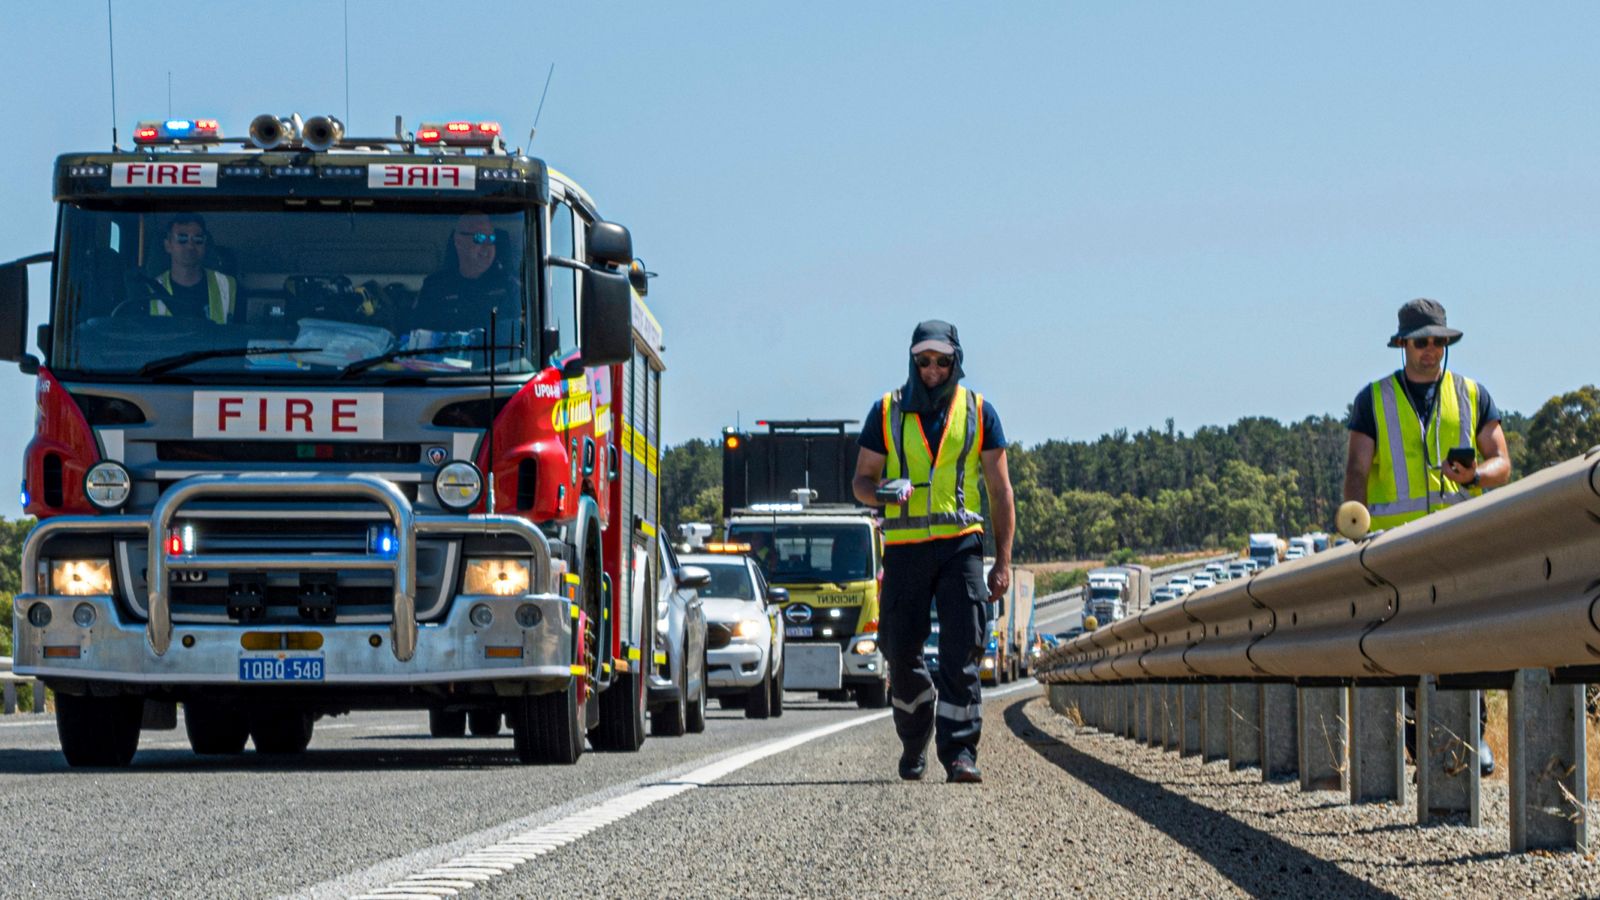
[719,421,888,707]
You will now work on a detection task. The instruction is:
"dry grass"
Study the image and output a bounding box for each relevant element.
[1482,689,1600,800]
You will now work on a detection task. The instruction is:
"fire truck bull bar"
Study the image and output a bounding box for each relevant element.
[20,473,553,665]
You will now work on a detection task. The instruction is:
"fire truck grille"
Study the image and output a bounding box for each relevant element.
[114,521,457,625]
[156,441,421,464]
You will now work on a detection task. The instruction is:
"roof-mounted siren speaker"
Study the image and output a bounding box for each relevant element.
[301,115,345,152]
[249,114,298,150]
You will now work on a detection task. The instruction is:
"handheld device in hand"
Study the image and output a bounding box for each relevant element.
[875,478,912,504]
[1336,500,1371,541]
[1445,446,1475,468]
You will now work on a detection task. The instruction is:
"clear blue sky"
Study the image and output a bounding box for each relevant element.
[2,2,1597,518]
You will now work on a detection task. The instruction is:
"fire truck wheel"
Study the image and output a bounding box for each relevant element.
[745,666,773,719]
[512,680,582,765]
[184,701,250,754]
[250,709,315,754]
[650,654,687,738]
[429,709,467,738]
[593,672,648,752]
[468,709,502,737]
[685,655,708,734]
[57,693,142,768]
[855,678,890,709]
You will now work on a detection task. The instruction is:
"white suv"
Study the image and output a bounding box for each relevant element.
[679,553,786,719]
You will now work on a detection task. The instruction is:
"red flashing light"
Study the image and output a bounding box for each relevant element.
[134,127,160,142]
[194,119,219,131]
[478,121,500,134]
[446,121,472,133]
[755,420,768,426]
[417,128,441,143]
[167,533,184,556]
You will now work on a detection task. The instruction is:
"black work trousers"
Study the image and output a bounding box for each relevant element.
[878,533,988,767]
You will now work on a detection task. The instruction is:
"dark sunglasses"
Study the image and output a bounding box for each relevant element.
[1408,337,1449,349]
[171,234,207,245]
[915,354,954,369]
[457,231,497,245]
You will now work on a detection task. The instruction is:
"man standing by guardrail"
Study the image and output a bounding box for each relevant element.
[853,319,1014,784]
[1341,297,1510,775]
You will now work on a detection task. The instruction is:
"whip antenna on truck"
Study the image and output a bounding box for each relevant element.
[105,0,120,150]
[528,63,555,145]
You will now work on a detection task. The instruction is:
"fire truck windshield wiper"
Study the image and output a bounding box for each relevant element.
[337,344,523,380]
[136,346,325,377]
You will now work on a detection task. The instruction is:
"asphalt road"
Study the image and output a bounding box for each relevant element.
[6,679,1598,898]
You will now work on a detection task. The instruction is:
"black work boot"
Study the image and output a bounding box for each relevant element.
[898,747,928,781]
[945,756,982,784]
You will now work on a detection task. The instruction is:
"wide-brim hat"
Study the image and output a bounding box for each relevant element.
[1388,297,1463,347]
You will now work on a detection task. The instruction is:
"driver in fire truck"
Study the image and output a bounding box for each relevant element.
[409,212,519,334]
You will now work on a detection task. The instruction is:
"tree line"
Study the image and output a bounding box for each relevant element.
[661,385,1600,562]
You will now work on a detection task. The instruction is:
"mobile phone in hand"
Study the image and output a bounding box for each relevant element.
[1446,446,1475,468]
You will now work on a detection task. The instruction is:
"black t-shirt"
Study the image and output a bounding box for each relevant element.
[161,275,212,319]
[412,269,519,334]
[858,391,1006,456]
[1346,370,1500,439]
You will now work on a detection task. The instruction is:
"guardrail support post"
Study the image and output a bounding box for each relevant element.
[1297,686,1348,792]
[1181,684,1203,757]
[1509,668,1587,852]
[2,682,14,715]
[1416,676,1481,826]
[1146,685,1162,748]
[1123,685,1136,740]
[1349,686,1405,804]
[1164,685,1181,751]
[33,682,44,713]
[1260,683,1298,782]
[1202,685,1228,763]
[1046,684,1067,718]
[1229,684,1260,770]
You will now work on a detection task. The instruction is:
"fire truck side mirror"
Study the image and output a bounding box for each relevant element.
[587,221,633,268]
[0,259,37,371]
[578,267,632,366]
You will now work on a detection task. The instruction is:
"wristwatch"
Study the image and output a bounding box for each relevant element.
[1467,473,1481,488]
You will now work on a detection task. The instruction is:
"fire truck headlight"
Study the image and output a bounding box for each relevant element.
[51,560,113,596]
[83,461,132,511]
[464,559,530,597]
[434,461,483,512]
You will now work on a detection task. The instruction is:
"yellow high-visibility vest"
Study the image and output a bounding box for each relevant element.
[881,385,985,545]
[1367,370,1482,531]
[153,270,235,324]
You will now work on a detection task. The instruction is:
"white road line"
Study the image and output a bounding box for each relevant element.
[333,681,1042,900]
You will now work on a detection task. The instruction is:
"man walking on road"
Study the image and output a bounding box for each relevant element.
[853,320,1015,784]
[1342,297,1510,775]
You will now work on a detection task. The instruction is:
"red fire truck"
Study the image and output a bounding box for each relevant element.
[0,114,665,766]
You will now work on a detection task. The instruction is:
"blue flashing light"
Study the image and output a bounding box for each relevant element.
[368,524,398,558]
[164,119,193,131]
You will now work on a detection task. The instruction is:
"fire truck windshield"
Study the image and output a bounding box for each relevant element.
[49,205,534,379]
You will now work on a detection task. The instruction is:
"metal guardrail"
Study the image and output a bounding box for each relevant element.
[1,656,45,715]
[1035,449,1600,855]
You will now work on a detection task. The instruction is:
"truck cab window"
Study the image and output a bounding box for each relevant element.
[549,200,578,357]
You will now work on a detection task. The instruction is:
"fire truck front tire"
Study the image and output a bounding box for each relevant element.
[468,710,502,737]
[745,666,773,719]
[57,692,142,767]
[592,672,647,752]
[429,709,467,738]
[512,680,583,765]
[184,701,250,754]
[250,709,315,754]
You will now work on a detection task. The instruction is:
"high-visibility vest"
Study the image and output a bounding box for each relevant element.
[153,270,235,324]
[1367,370,1483,531]
[881,385,986,545]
